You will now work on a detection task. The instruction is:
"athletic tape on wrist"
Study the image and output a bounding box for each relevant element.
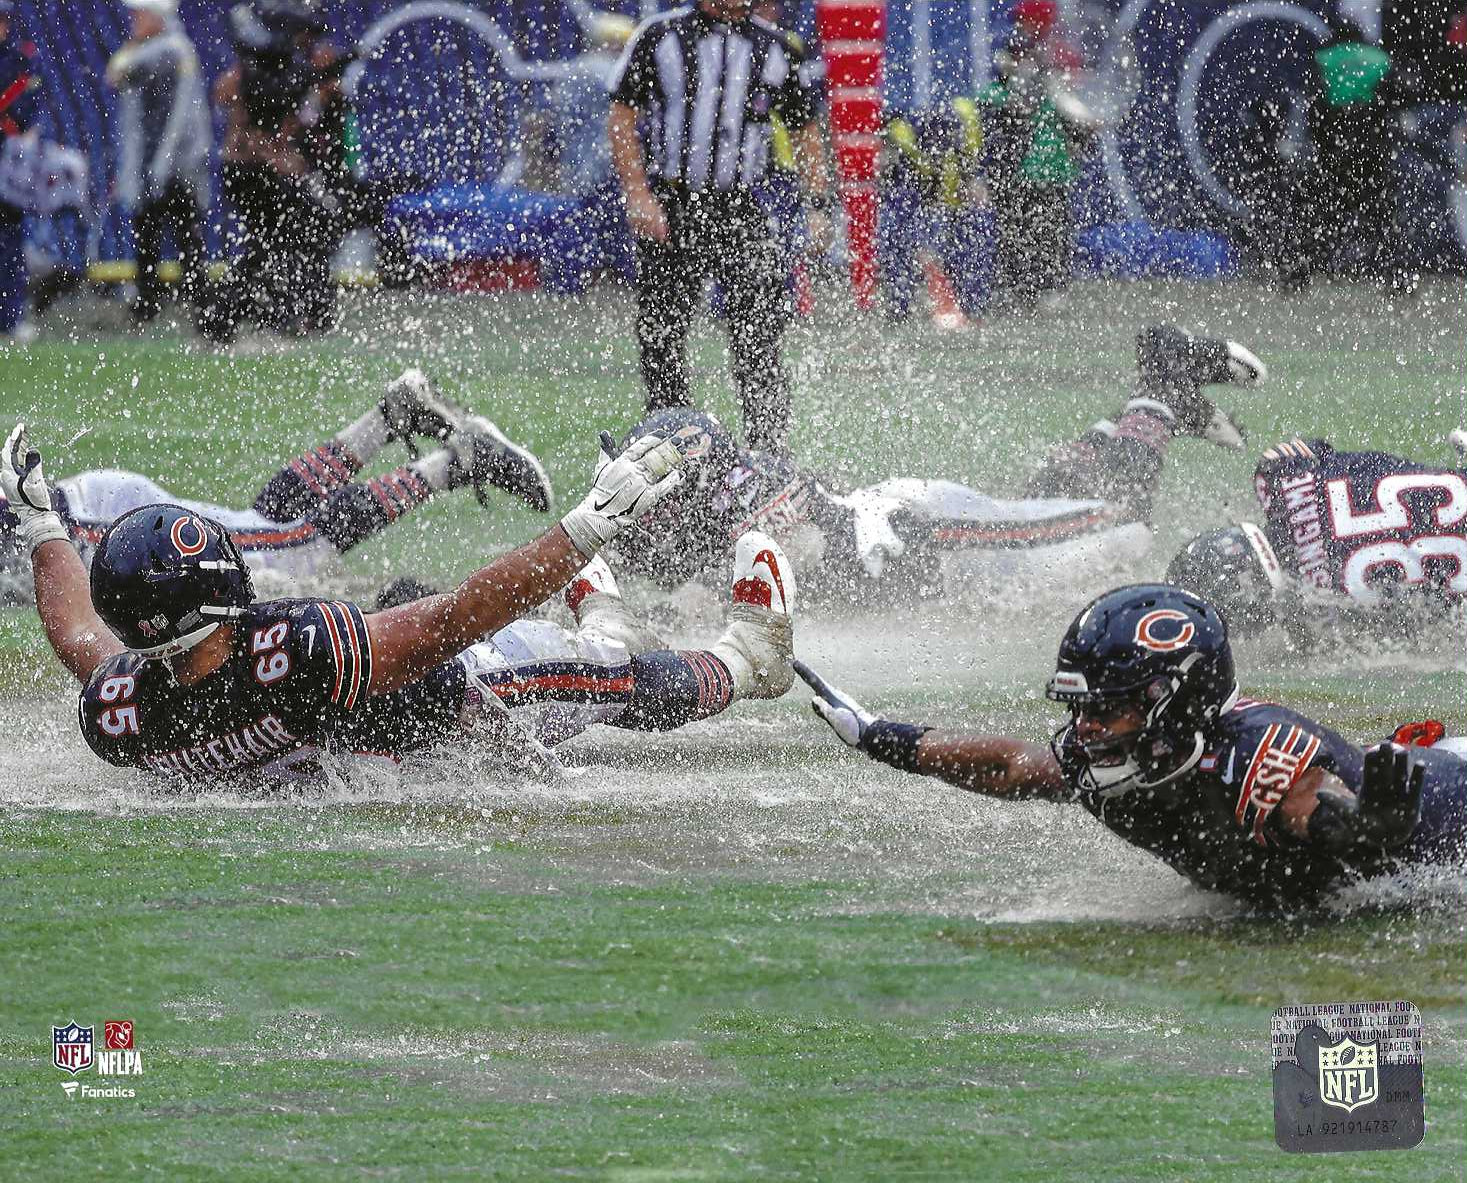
[559,510,606,559]
[859,719,931,773]
[21,511,70,556]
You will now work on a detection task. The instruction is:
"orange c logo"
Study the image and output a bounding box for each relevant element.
[170,515,207,557]
[1134,608,1196,652]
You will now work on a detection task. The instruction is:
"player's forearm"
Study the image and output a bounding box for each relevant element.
[915,732,1065,799]
[366,526,585,691]
[31,538,125,683]
[609,103,653,198]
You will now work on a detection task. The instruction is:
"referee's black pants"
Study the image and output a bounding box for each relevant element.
[132,180,206,323]
[635,184,793,454]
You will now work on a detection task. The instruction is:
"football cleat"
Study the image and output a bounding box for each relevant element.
[1449,429,1467,461]
[712,530,795,700]
[380,368,474,457]
[1123,393,1247,451]
[564,554,663,655]
[1223,340,1267,387]
[1131,325,1261,451]
[447,415,554,512]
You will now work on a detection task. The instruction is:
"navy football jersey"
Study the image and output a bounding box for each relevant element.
[1078,698,1463,902]
[1253,438,1467,609]
[78,598,465,776]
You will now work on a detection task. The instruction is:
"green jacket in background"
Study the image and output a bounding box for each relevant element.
[1315,42,1391,108]
[979,81,1078,186]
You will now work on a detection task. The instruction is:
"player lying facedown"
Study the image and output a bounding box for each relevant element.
[3,423,797,780]
[0,370,553,605]
[798,584,1466,903]
[1168,434,1467,647]
[608,324,1266,598]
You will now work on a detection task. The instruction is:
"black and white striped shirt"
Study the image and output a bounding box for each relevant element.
[609,5,820,192]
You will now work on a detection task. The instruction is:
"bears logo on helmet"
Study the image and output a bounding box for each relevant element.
[169,515,208,558]
[1134,609,1196,652]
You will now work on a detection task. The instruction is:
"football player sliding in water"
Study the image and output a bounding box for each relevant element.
[3,422,797,780]
[1167,433,1467,647]
[608,324,1266,598]
[797,584,1466,903]
[0,370,553,605]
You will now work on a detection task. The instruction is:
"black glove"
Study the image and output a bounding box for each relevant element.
[1309,743,1423,853]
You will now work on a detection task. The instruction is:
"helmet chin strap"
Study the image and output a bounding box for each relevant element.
[131,605,246,662]
[1085,732,1206,799]
[132,622,221,661]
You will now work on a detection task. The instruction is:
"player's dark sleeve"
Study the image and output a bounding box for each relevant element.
[78,652,149,767]
[270,599,375,712]
[770,31,821,129]
[607,23,660,108]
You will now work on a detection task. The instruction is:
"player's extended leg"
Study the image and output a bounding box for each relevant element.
[459,532,796,744]
[564,553,666,656]
[1025,324,1267,521]
[635,223,702,413]
[252,369,552,553]
[720,207,796,455]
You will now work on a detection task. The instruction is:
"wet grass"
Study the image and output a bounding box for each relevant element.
[1,279,1465,1178]
[1,809,1464,1180]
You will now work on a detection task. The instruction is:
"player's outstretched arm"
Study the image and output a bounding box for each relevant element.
[364,433,685,695]
[795,660,1066,799]
[3,424,125,683]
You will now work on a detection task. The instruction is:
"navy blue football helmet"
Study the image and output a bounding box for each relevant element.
[90,504,254,657]
[1046,583,1237,798]
[1165,523,1285,637]
[617,406,739,524]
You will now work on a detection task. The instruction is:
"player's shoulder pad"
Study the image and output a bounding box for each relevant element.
[250,597,374,712]
[81,649,146,699]
[1255,437,1329,475]
[1207,699,1326,779]
[1210,699,1330,841]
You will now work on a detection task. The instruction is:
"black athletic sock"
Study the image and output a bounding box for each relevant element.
[611,650,736,731]
[309,466,435,554]
[253,440,364,522]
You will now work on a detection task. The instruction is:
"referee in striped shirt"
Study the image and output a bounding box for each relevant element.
[608,1,831,455]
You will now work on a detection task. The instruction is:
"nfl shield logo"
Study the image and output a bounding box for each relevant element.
[53,1023,94,1075]
[1318,1035,1379,1114]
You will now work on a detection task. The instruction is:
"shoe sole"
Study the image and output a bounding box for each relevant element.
[472,421,554,513]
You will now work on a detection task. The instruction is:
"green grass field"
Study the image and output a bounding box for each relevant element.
[1,279,1464,1180]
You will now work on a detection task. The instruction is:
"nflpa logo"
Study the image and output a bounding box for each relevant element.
[104,1021,134,1050]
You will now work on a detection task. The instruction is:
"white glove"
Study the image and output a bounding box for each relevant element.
[794,659,875,748]
[2,423,68,555]
[825,488,906,579]
[559,430,686,558]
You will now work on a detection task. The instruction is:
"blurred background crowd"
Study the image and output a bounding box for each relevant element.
[0,0,1462,345]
